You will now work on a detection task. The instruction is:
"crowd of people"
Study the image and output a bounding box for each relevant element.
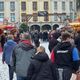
[0,26,80,80]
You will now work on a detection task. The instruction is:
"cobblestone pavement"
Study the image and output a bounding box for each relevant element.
[0,52,16,80]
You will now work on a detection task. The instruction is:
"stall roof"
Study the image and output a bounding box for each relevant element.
[0,25,6,29]
[0,24,15,30]
[69,22,80,26]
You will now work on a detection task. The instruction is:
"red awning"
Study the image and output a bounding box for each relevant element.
[0,25,6,29]
[4,25,14,30]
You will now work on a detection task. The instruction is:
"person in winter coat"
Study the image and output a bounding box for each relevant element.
[0,33,6,51]
[2,34,17,80]
[42,30,48,41]
[48,31,60,52]
[33,31,40,48]
[12,33,36,80]
[52,32,80,80]
[27,46,58,80]
[75,31,80,51]
[14,33,20,44]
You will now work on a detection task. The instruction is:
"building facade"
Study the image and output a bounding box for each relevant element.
[0,0,77,30]
[51,0,76,24]
[20,0,52,30]
[0,0,20,24]
[20,0,77,30]
[76,0,80,18]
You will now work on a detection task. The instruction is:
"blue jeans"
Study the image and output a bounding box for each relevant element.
[8,65,14,80]
[17,76,27,80]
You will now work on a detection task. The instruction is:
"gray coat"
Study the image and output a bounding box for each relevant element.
[12,42,36,77]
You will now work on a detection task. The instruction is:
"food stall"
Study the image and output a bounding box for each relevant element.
[0,24,16,35]
[69,22,80,31]
[0,24,6,35]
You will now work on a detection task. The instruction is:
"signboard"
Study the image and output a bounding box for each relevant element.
[38,11,48,16]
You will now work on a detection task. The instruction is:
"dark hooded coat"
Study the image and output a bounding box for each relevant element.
[27,52,57,80]
[12,40,36,77]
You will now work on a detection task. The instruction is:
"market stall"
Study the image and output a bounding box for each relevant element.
[0,29,3,35]
[0,25,6,29]
[0,24,15,35]
[0,24,6,35]
[4,25,15,30]
[69,22,80,31]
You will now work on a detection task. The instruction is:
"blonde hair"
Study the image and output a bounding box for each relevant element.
[37,46,45,53]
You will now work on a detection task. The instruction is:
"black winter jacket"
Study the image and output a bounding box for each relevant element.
[49,37,59,52]
[54,42,80,72]
[27,52,57,80]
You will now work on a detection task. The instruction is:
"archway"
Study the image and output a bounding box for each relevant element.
[53,24,59,30]
[42,24,51,31]
[30,25,40,32]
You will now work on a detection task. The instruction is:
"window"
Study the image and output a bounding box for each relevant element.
[10,1,15,11]
[44,1,48,10]
[21,1,26,11]
[70,13,73,20]
[0,2,4,11]
[62,1,65,11]
[10,13,15,22]
[33,13,38,21]
[61,15,66,21]
[70,1,73,11]
[33,2,37,11]
[54,15,58,21]
[21,13,26,22]
[0,13,4,19]
[44,16,49,21]
[54,1,57,11]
